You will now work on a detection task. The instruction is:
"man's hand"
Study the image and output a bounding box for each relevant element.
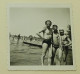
[64,44,69,46]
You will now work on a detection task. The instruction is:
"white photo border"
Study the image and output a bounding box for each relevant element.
[7,3,76,70]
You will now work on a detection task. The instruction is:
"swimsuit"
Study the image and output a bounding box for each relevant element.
[42,39,51,47]
[53,45,59,49]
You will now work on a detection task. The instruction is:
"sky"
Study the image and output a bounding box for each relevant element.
[9,7,71,36]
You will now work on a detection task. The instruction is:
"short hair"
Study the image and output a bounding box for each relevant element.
[52,25,58,28]
[59,29,64,36]
[45,20,52,25]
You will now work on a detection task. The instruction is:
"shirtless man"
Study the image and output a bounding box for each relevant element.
[62,31,72,63]
[51,25,60,65]
[59,30,72,64]
[37,20,52,65]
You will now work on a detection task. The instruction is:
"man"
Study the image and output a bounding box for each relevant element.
[51,25,60,65]
[37,20,52,65]
[59,30,72,64]
[62,31,72,63]
[58,29,65,65]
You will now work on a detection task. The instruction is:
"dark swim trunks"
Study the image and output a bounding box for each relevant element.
[53,45,59,49]
[42,39,51,47]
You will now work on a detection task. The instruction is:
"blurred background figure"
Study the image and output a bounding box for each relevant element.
[29,35,33,42]
[17,34,21,44]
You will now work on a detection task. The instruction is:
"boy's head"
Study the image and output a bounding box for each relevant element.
[52,25,58,30]
[59,29,64,36]
[45,20,52,27]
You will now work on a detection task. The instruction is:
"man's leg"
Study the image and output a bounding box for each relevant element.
[58,47,62,65]
[51,46,56,65]
[63,47,68,62]
[41,43,48,66]
[55,47,62,65]
[48,45,53,66]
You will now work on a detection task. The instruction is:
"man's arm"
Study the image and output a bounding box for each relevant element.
[67,37,72,45]
[36,27,46,38]
[65,37,72,46]
[36,32,43,38]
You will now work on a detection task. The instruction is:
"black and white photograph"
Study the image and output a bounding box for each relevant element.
[8,4,75,70]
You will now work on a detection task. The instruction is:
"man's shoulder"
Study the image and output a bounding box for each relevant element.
[43,26,47,30]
